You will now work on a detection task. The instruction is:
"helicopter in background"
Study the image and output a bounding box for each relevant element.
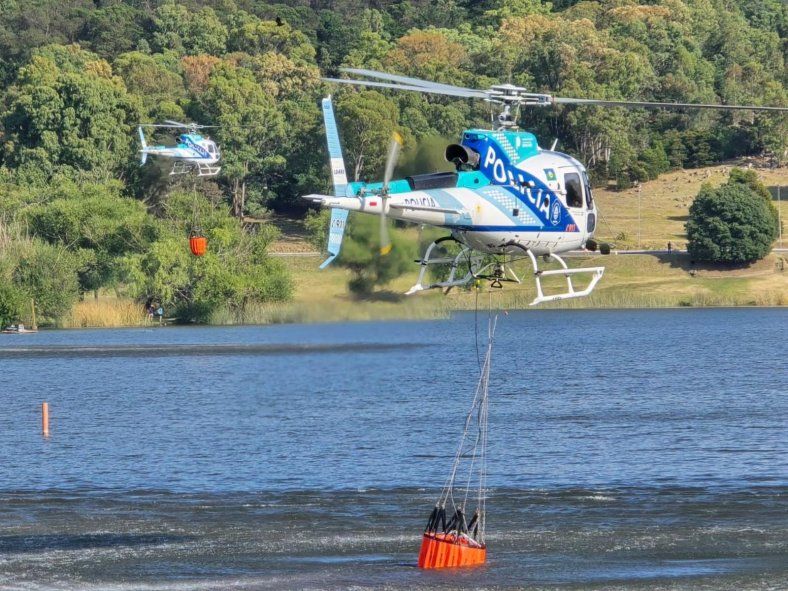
[138,120,221,177]
[305,69,788,305]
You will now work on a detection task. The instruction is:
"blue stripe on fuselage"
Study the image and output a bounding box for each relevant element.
[461,135,577,231]
[448,224,567,232]
[183,136,210,160]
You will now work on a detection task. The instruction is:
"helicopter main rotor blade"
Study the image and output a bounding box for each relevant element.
[323,77,487,99]
[329,71,787,112]
[340,68,481,95]
[552,97,788,112]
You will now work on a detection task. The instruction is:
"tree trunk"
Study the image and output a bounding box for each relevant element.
[354,152,364,182]
[232,163,249,218]
[232,178,243,218]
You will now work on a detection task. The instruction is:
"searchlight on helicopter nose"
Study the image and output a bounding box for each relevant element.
[137,120,221,177]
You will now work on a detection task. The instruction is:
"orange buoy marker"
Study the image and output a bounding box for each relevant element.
[417,311,497,569]
[42,402,49,437]
[189,235,207,256]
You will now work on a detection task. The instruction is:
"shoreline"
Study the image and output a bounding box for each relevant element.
[27,298,788,331]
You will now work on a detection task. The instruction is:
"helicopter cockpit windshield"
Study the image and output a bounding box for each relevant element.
[583,171,594,208]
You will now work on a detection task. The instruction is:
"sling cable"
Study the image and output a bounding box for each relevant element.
[418,307,498,569]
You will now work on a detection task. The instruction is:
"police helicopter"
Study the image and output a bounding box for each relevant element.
[138,120,221,177]
[305,69,788,304]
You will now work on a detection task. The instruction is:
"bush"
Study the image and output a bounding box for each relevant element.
[686,174,778,264]
[304,208,330,252]
[121,191,292,322]
[638,141,670,180]
[336,214,416,296]
[12,240,81,321]
[0,283,26,328]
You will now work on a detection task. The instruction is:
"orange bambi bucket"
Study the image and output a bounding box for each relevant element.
[189,235,207,256]
[417,532,486,569]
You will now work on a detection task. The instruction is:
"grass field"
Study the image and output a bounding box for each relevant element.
[593,163,788,250]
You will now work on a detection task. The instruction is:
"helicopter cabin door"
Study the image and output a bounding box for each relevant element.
[561,169,586,233]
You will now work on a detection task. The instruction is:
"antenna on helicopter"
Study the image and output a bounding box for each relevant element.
[323,68,788,130]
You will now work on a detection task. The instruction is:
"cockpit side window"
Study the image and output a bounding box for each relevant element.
[564,173,583,208]
[207,143,215,154]
[583,171,593,208]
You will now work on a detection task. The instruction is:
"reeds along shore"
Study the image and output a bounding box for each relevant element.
[53,251,787,328]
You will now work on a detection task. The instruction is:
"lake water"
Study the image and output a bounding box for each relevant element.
[0,309,786,590]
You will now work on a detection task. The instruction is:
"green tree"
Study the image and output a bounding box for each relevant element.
[228,17,316,64]
[24,181,156,294]
[482,0,553,25]
[686,179,778,264]
[12,240,81,321]
[336,91,399,181]
[337,214,415,296]
[0,283,25,328]
[2,45,141,179]
[199,63,287,216]
[638,141,670,180]
[121,191,291,323]
[152,4,228,56]
[114,51,186,116]
[78,4,146,59]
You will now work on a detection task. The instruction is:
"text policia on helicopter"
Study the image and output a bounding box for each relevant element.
[304,69,788,305]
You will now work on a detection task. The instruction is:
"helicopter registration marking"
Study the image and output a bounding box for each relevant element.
[483,146,553,219]
[330,158,347,183]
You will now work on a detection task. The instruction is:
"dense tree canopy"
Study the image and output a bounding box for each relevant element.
[0,0,784,320]
[0,0,782,193]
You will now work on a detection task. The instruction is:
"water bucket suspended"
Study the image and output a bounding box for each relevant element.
[419,525,486,568]
[189,232,207,256]
[417,312,497,569]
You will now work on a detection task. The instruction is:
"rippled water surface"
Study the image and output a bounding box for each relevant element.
[0,309,786,589]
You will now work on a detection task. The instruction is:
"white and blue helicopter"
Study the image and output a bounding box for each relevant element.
[305,69,787,304]
[138,120,221,177]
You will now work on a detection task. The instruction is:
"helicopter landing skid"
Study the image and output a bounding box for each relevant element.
[406,239,605,305]
[405,237,483,295]
[524,249,605,306]
[169,161,221,177]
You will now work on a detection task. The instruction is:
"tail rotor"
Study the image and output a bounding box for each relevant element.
[379,132,402,256]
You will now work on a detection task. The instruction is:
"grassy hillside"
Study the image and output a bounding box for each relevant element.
[593,162,788,251]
